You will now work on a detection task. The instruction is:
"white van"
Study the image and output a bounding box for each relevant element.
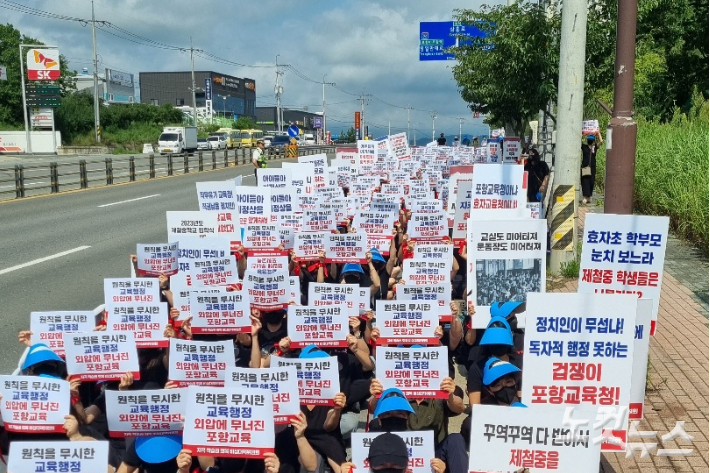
[303,133,316,145]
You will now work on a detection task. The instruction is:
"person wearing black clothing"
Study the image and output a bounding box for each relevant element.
[524,148,550,203]
[581,134,597,204]
[436,133,447,146]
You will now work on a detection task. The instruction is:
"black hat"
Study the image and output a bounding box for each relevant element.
[367,433,409,469]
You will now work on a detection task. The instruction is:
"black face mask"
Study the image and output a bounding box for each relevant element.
[343,275,360,285]
[489,344,509,357]
[507,317,518,332]
[379,416,408,432]
[494,385,518,405]
[263,311,283,325]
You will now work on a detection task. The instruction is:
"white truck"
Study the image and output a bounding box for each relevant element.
[158,126,198,155]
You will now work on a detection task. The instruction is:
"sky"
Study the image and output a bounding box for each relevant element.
[2,0,503,139]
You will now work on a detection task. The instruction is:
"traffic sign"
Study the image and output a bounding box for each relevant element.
[419,21,486,61]
[313,117,323,129]
[287,125,300,138]
[26,48,61,80]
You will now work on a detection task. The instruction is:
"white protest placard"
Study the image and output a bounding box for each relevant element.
[367,234,392,256]
[257,167,292,188]
[583,119,600,135]
[331,159,352,188]
[269,186,299,223]
[413,242,453,266]
[324,233,367,264]
[270,355,340,406]
[469,164,528,218]
[196,181,237,212]
[169,277,221,322]
[279,227,295,250]
[409,198,442,214]
[357,140,376,170]
[352,211,394,235]
[243,270,290,310]
[105,302,169,348]
[308,283,360,316]
[351,431,434,473]
[226,366,300,424]
[466,218,547,327]
[388,132,411,160]
[630,299,652,420]
[318,200,348,225]
[176,237,231,277]
[30,311,96,356]
[105,389,186,437]
[302,209,336,232]
[502,137,521,164]
[487,141,501,163]
[408,211,448,241]
[397,284,452,322]
[248,255,289,275]
[299,154,328,189]
[136,242,179,276]
[8,441,109,473]
[104,278,160,305]
[375,300,439,345]
[234,187,272,227]
[0,375,69,433]
[168,338,235,386]
[452,181,471,244]
[369,199,399,216]
[293,231,326,261]
[289,276,300,303]
[283,161,315,195]
[190,290,251,335]
[402,259,450,286]
[64,333,140,382]
[527,201,542,219]
[522,293,638,452]
[297,194,321,211]
[167,210,225,240]
[189,256,240,287]
[243,224,283,256]
[578,213,669,336]
[468,405,602,473]
[287,305,349,348]
[335,147,358,167]
[378,347,448,398]
[183,386,274,458]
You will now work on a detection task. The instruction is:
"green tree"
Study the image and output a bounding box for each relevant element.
[233,116,256,130]
[338,127,356,143]
[0,23,76,127]
[452,3,560,138]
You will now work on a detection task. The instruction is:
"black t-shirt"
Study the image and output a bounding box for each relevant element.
[525,160,550,201]
[437,137,447,145]
[258,323,288,352]
[301,405,346,464]
[122,437,199,473]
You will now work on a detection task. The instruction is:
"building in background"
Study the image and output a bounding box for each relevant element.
[74,68,136,104]
[256,106,321,134]
[139,71,256,120]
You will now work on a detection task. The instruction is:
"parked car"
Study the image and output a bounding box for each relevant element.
[207,135,227,150]
[263,135,274,148]
[270,135,291,153]
[197,138,210,151]
[303,133,316,145]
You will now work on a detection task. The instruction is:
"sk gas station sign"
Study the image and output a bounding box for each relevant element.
[26,49,61,80]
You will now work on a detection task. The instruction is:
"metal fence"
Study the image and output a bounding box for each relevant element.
[0,146,335,201]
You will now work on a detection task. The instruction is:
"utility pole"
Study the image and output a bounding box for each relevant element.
[413,123,417,146]
[407,106,411,145]
[275,55,284,133]
[548,0,588,274]
[604,0,638,214]
[431,111,437,142]
[190,37,198,126]
[321,75,334,144]
[388,120,391,136]
[357,93,371,140]
[91,0,100,142]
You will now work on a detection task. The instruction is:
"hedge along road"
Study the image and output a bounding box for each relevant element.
[0,153,332,374]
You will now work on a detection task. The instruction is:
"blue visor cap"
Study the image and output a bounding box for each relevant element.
[135,435,182,464]
[511,402,528,408]
[342,263,365,276]
[369,248,386,264]
[587,134,596,140]
[22,343,64,370]
[480,317,514,346]
[483,357,521,386]
[373,388,415,419]
[490,301,524,320]
[299,344,329,359]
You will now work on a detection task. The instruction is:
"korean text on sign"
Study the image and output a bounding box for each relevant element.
[104,278,160,305]
[30,311,95,356]
[243,270,290,310]
[351,431,434,473]
[136,242,179,276]
[64,333,140,382]
[270,355,340,406]
[190,290,251,335]
[105,389,186,437]
[397,284,452,322]
[378,347,449,398]
[105,302,169,348]
[308,283,361,316]
[402,259,451,286]
[324,233,366,264]
[168,338,235,387]
[183,386,275,458]
[225,366,300,424]
[0,375,69,433]
[375,301,440,345]
[287,305,349,348]
[8,441,110,473]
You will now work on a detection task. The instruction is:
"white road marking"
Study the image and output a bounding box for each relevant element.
[97,194,160,208]
[0,246,91,276]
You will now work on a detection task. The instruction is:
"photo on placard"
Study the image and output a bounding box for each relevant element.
[474,258,542,306]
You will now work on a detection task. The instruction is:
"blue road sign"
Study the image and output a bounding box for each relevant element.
[205,78,212,101]
[287,125,300,138]
[313,117,323,129]
[419,21,486,61]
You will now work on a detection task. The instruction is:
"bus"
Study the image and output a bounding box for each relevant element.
[239,129,264,148]
[216,128,240,149]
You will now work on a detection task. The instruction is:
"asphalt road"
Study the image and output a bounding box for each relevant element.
[0,154,330,374]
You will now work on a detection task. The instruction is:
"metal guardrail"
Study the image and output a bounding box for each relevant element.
[0,146,336,201]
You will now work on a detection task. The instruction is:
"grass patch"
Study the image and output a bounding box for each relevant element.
[595,94,709,252]
[70,123,166,154]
